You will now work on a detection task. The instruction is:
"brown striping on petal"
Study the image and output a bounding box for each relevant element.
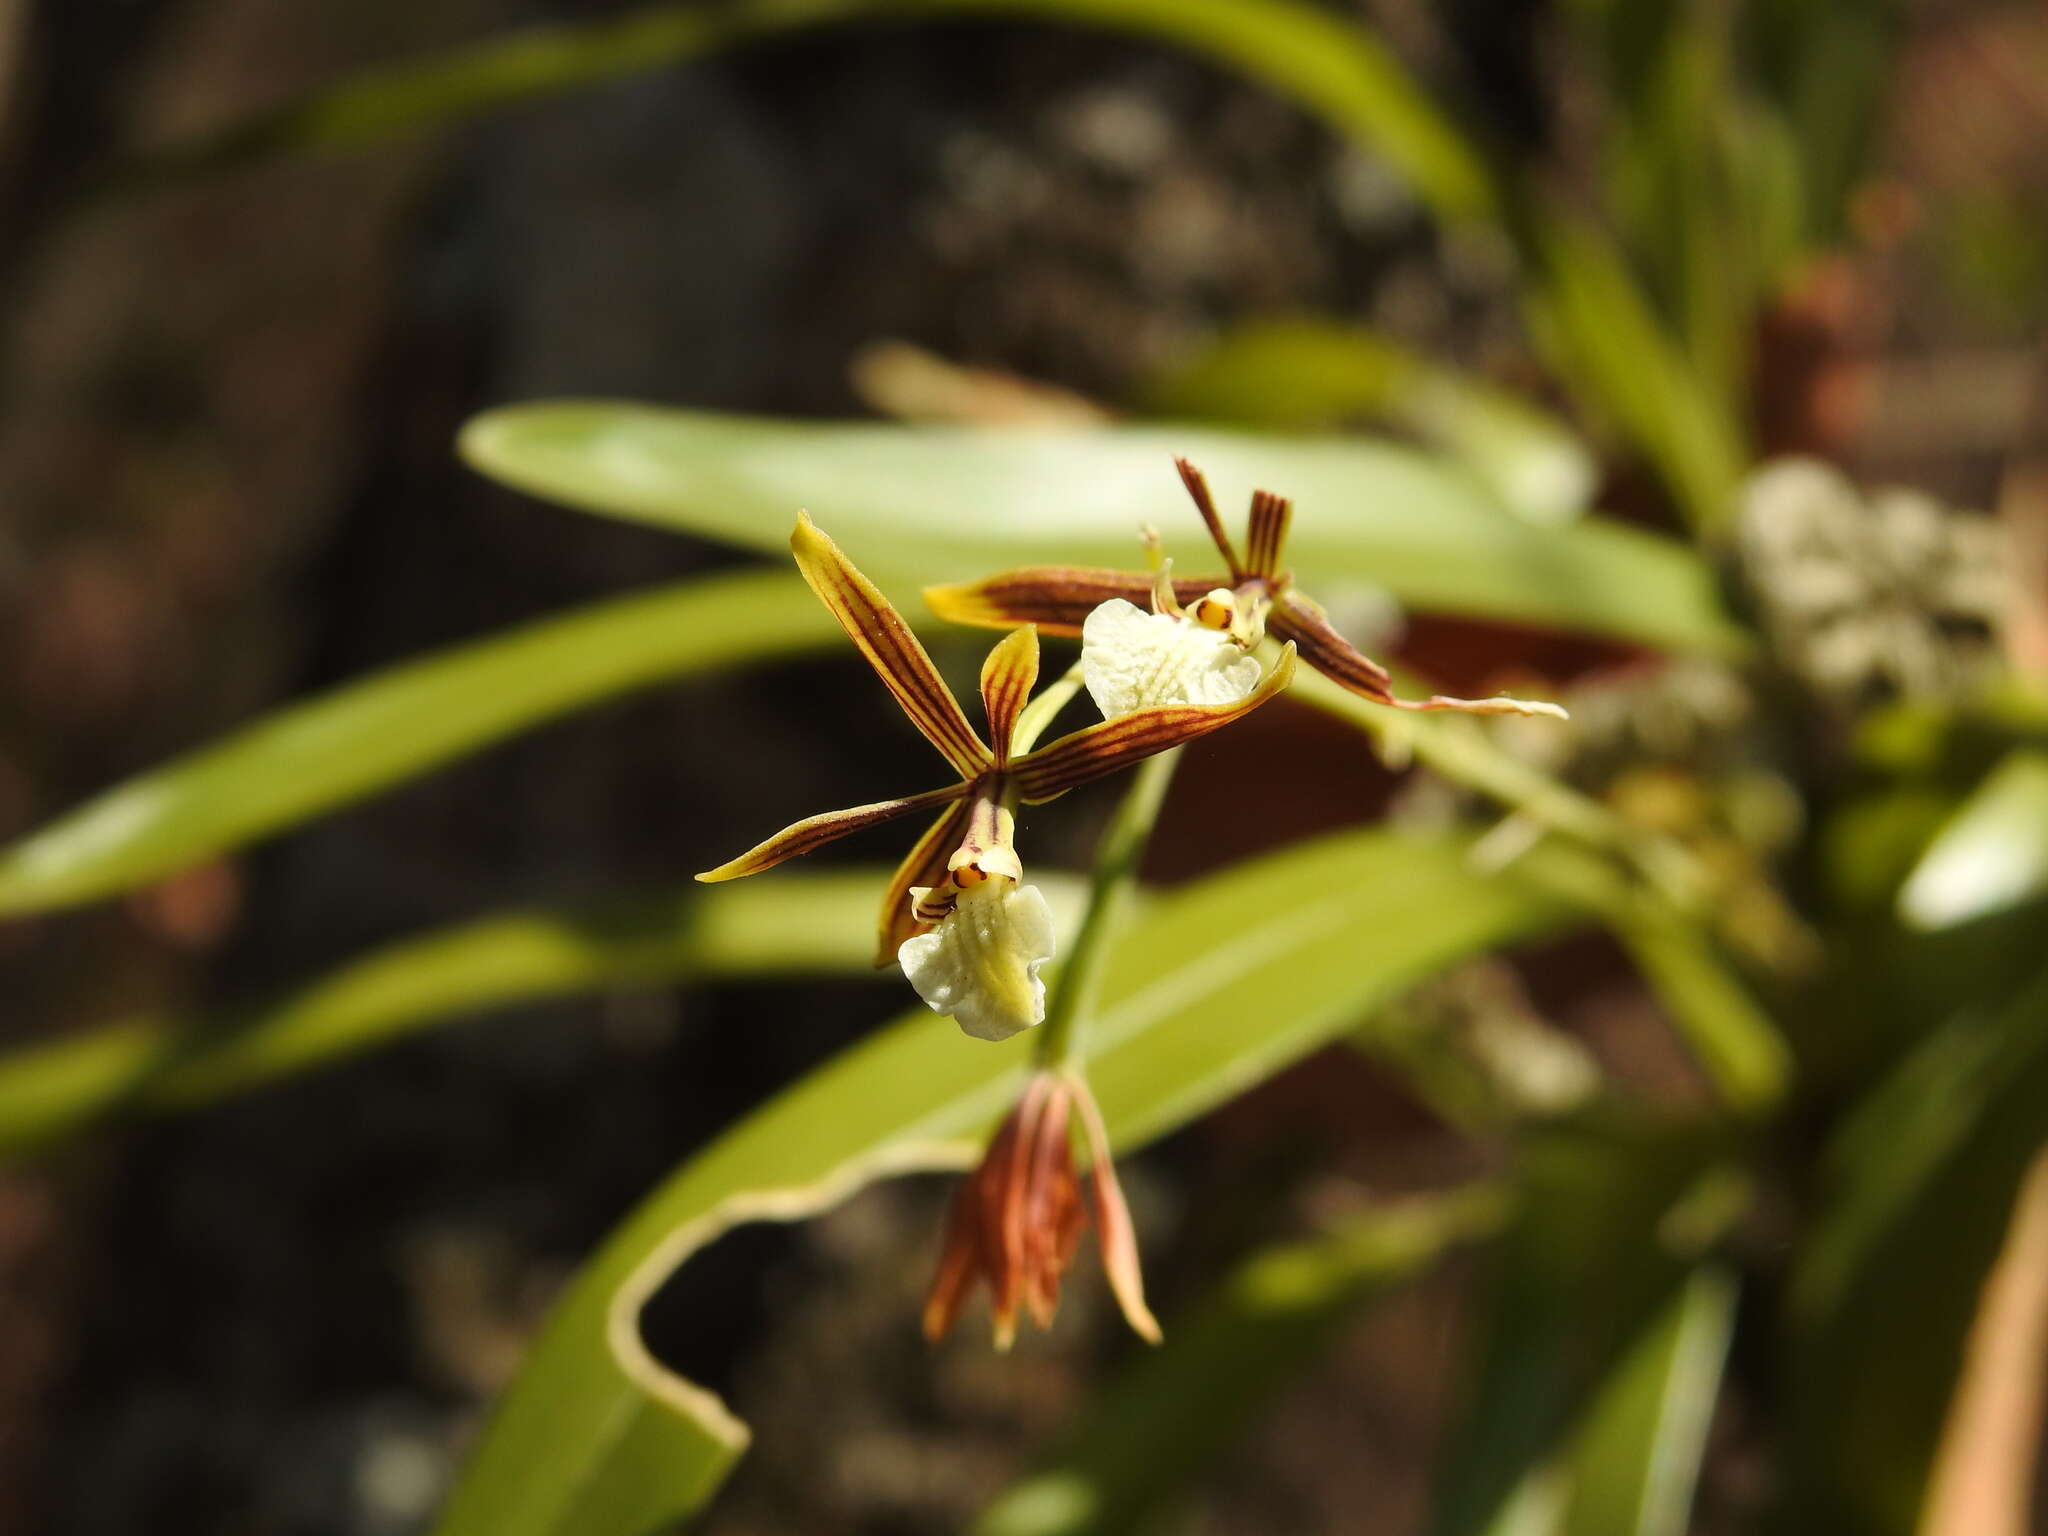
[791,513,991,777]
[1009,644,1297,802]
[1070,1075,1162,1343]
[1245,489,1294,580]
[978,625,1041,764]
[1269,588,1566,718]
[924,567,1201,637]
[988,1073,1053,1351]
[1174,457,1245,577]
[874,793,980,965]
[1021,1085,1075,1330]
[1266,588,1398,703]
[696,782,967,883]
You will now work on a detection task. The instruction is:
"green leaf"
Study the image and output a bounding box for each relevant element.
[974,1187,1510,1536]
[0,570,840,917]
[96,0,1496,225]
[430,825,1585,1536]
[1897,749,2048,930]
[1782,961,2048,1535]
[1557,1265,1737,1536]
[461,407,1746,656]
[1141,319,1598,525]
[0,870,1024,1160]
[1429,1114,1747,1536]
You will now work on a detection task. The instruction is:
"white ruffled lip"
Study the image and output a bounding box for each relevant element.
[898,880,1057,1042]
[1080,599,1263,719]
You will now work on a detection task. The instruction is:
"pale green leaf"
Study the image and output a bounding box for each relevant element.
[1142,319,1598,525]
[0,570,839,917]
[0,871,1072,1161]
[430,826,1585,1536]
[974,1187,1508,1536]
[460,407,1745,656]
[1897,749,2048,930]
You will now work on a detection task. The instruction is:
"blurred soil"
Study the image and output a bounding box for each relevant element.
[0,1,2039,1532]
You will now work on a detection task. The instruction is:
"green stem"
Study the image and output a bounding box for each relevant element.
[1037,748,1181,1071]
[1011,659,1085,757]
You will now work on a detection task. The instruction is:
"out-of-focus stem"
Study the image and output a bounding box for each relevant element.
[1036,748,1180,1071]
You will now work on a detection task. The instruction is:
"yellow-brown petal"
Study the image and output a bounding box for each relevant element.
[1173,456,1245,577]
[1009,643,1298,803]
[1244,488,1293,580]
[925,567,1216,637]
[1070,1075,1162,1343]
[1266,588,1397,704]
[1271,588,1567,718]
[696,782,966,884]
[978,625,1040,765]
[874,792,980,966]
[791,512,992,778]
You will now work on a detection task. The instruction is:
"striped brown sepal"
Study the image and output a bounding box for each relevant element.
[924,566,1215,637]
[1009,644,1297,803]
[1244,489,1293,580]
[977,625,1040,764]
[1271,589,1566,718]
[1173,456,1246,576]
[791,513,991,778]
[1267,588,1398,703]
[697,782,965,884]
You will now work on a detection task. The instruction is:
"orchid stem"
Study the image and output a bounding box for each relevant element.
[1010,659,1085,757]
[1037,747,1181,1072]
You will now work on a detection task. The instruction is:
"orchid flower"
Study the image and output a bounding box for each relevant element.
[927,458,1566,720]
[923,1068,1159,1349]
[697,514,1295,1038]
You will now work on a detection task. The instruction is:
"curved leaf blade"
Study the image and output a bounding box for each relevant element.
[460,407,1745,656]
[0,870,1042,1161]
[430,826,1585,1536]
[0,570,840,917]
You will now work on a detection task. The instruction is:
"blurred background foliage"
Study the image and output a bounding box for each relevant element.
[0,0,2046,1532]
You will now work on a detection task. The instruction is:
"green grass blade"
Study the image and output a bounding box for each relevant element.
[0,570,839,918]
[461,407,1746,656]
[1142,318,1598,526]
[1558,1265,1737,1536]
[1782,960,2048,1534]
[1428,1115,1746,1536]
[974,1187,1509,1536]
[429,825,1584,1536]
[0,870,1020,1161]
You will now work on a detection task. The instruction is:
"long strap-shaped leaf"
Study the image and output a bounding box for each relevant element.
[0,570,839,917]
[459,410,1746,656]
[0,869,1046,1161]
[429,826,1583,1536]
